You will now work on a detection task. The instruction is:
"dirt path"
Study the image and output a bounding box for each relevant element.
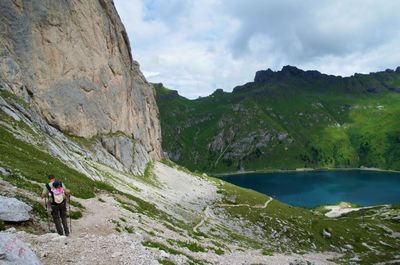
[193,197,273,233]
[68,194,119,236]
[217,196,273,209]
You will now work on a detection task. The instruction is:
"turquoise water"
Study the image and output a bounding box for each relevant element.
[220,170,400,208]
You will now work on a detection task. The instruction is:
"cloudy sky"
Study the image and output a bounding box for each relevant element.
[114,0,400,99]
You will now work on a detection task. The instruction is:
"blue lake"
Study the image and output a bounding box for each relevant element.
[219,170,400,208]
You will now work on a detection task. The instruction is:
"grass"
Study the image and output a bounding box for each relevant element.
[167,239,207,253]
[2,86,399,264]
[1,173,42,194]
[262,249,273,256]
[124,226,134,233]
[68,211,82,219]
[12,194,48,220]
[157,259,176,265]
[69,200,85,209]
[213,248,224,255]
[155,72,400,173]
[0,90,29,108]
[0,125,116,199]
[136,161,161,187]
[142,240,207,265]
[212,176,400,264]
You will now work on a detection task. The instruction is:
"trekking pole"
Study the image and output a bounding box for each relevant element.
[68,195,72,234]
[44,198,51,232]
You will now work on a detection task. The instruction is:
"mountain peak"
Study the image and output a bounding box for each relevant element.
[254,65,322,83]
[281,65,303,75]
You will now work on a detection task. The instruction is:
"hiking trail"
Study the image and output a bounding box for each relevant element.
[193,197,273,233]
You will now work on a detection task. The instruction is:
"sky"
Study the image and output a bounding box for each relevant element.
[114,0,400,99]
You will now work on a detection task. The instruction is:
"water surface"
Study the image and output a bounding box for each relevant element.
[220,170,400,208]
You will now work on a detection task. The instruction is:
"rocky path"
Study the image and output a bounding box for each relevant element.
[193,197,273,233]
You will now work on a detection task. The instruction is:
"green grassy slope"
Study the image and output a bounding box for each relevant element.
[1,90,399,264]
[213,181,400,264]
[155,66,400,173]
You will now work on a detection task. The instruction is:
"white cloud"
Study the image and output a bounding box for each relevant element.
[114,0,400,99]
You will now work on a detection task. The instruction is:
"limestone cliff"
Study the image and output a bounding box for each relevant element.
[0,0,162,173]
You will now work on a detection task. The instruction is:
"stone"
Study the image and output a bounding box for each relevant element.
[281,65,304,75]
[0,106,21,121]
[5,228,16,233]
[0,0,162,174]
[111,251,123,258]
[0,232,42,265]
[159,250,170,259]
[0,196,32,222]
[101,135,150,175]
[289,259,312,265]
[396,66,400,72]
[254,68,274,82]
[277,132,288,141]
[322,228,332,238]
[344,244,353,250]
[0,167,12,177]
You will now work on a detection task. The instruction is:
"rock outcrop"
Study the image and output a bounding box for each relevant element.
[0,0,162,173]
[249,65,400,94]
[0,232,42,265]
[0,196,32,222]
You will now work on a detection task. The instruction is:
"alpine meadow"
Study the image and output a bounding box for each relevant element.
[155,66,400,173]
[1,1,400,265]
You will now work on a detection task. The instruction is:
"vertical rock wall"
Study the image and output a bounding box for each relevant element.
[0,0,162,173]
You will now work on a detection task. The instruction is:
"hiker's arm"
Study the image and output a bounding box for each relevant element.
[62,183,71,196]
[40,186,47,198]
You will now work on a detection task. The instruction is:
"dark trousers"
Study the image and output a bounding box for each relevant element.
[51,201,69,236]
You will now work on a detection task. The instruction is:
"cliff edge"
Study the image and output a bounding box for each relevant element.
[0,0,162,173]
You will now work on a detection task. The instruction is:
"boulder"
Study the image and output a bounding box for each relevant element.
[0,232,42,265]
[0,167,12,177]
[0,196,32,222]
[322,228,332,238]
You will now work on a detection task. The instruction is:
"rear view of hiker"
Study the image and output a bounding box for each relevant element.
[41,175,70,236]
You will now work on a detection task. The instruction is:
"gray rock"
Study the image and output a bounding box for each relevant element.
[322,228,332,238]
[396,66,400,72]
[167,151,181,162]
[0,232,42,265]
[289,259,313,265]
[0,0,162,175]
[277,132,288,141]
[0,106,21,121]
[0,167,11,177]
[0,196,32,222]
[101,135,150,175]
[344,244,353,250]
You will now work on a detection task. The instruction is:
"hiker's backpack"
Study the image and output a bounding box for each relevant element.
[46,181,65,205]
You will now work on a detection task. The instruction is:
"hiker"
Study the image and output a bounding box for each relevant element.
[41,175,70,236]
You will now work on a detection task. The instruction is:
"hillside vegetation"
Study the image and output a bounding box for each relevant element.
[155,66,400,173]
[2,84,400,264]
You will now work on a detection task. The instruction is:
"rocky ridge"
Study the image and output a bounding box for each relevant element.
[155,67,400,173]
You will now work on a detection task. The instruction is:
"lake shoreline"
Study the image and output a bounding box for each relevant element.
[216,169,400,208]
[212,167,400,177]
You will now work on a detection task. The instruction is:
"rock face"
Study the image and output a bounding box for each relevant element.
[0,196,32,222]
[0,0,162,172]
[0,232,42,265]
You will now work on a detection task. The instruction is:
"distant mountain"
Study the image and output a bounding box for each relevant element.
[154,66,400,173]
